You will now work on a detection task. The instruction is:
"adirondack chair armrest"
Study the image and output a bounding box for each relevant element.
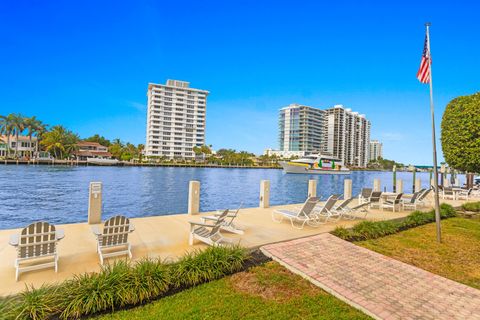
[189,221,215,228]
[91,225,102,237]
[56,229,65,241]
[202,216,220,222]
[9,234,19,246]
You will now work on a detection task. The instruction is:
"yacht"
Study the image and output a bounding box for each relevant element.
[86,157,119,166]
[279,154,351,175]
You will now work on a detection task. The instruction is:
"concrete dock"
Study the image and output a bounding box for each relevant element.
[0,196,470,296]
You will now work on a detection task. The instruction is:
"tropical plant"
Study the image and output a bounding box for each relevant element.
[0,114,14,158]
[10,113,26,158]
[24,116,43,158]
[40,126,79,159]
[84,134,111,147]
[441,92,480,173]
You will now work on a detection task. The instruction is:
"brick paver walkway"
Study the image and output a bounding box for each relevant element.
[261,234,480,320]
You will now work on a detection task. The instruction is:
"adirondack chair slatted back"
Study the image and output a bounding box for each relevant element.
[300,197,319,217]
[226,203,243,225]
[100,215,130,247]
[209,210,229,236]
[18,222,57,259]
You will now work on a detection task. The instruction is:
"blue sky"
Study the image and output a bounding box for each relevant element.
[0,1,478,165]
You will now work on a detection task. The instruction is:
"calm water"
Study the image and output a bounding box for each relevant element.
[0,165,464,230]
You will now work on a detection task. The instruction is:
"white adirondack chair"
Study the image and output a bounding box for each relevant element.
[92,215,135,265]
[9,221,64,281]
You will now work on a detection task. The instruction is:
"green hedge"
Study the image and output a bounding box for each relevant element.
[462,201,480,212]
[331,204,457,242]
[0,245,248,320]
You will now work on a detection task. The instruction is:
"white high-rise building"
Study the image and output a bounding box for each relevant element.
[369,140,383,162]
[145,80,209,159]
[325,105,371,168]
[278,104,327,153]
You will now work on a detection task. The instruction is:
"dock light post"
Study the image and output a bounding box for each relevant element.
[412,166,416,193]
[392,165,397,193]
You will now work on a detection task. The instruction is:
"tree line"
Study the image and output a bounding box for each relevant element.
[0,114,144,161]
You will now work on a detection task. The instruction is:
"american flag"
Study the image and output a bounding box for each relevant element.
[416,34,431,84]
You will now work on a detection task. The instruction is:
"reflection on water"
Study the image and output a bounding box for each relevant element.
[0,165,463,229]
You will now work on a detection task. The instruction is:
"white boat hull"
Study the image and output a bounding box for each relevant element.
[279,161,351,175]
[86,158,119,166]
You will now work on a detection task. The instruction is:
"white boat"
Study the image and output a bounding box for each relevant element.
[279,154,351,175]
[86,157,119,166]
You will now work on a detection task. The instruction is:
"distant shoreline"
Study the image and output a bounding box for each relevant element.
[0,159,282,169]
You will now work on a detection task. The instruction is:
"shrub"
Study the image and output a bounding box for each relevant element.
[332,204,456,242]
[3,245,249,320]
[462,202,480,212]
[171,245,248,288]
[12,285,60,320]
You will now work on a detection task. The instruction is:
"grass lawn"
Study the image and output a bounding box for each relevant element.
[94,261,370,320]
[357,217,480,289]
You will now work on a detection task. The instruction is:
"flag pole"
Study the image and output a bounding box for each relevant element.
[426,22,442,243]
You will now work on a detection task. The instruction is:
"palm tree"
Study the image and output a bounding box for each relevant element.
[24,116,41,158]
[35,121,48,158]
[11,114,26,158]
[41,125,79,159]
[0,114,16,158]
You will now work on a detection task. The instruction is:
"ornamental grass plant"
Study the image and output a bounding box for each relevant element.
[1,245,249,320]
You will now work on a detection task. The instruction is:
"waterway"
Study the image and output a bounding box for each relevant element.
[0,165,462,229]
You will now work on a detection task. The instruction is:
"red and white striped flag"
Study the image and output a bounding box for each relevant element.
[416,34,431,84]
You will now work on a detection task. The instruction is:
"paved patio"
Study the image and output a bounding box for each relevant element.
[262,233,480,320]
[0,195,472,297]
[0,198,417,296]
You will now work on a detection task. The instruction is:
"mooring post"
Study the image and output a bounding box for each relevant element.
[415,178,422,193]
[88,182,103,224]
[308,179,317,198]
[396,179,403,194]
[344,179,352,200]
[373,178,381,192]
[188,181,200,215]
[260,180,270,208]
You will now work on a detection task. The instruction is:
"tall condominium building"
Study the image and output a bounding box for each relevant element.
[325,105,371,168]
[145,80,209,159]
[369,140,383,162]
[279,104,327,154]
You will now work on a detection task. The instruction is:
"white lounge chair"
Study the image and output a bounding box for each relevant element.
[330,197,355,219]
[359,188,373,204]
[92,215,135,265]
[9,221,64,281]
[272,197,320,229]
[381,193,404,212]
[313,195,339,221]
[343,201,371,219]
[189,209,233,246]
[369,191,383,209]
[457,188,473,200]
[202,203,244,234]
[402,191,421,211]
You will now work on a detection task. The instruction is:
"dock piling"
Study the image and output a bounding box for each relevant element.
[308,180,317,198]
[188,181,200,215]
[259,180,270,208]
[396,179,404,194]
[88,182,103,224]
[344,179,352,200]
[373,179,381,192]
